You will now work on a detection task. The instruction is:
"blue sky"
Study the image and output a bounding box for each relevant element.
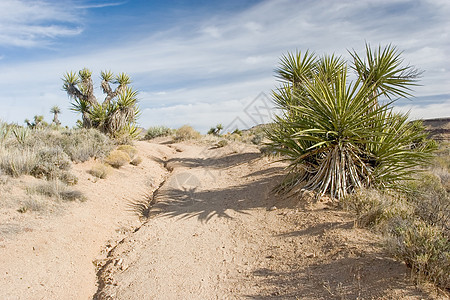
[0,0,449,132]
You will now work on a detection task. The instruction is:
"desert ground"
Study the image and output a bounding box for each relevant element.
[0,139,444,299]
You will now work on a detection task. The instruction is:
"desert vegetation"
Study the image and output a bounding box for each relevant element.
[266,44,448,290]
[62,68,140,143]
[144,126,173,140]
[267,44,435,199]
[0,121,114,212]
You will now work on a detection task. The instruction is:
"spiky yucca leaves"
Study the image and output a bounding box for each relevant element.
[63,69,140,141]
[268,44,435,199]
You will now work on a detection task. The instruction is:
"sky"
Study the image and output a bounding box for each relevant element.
[0,0,449,133]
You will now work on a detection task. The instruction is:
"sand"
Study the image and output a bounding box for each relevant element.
[0,140,443,299]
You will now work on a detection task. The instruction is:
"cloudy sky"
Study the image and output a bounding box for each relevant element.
[0,0,449,132]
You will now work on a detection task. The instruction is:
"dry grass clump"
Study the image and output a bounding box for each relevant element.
[117,145,138,160]
[104,150,131,168]
[0,122,116,214]
[388,218,449,288]
[31,147,72,179]
[89,163,113,179]
[0,148,37,177]
[215,140,228,148]
[342,189,412,228]
[52,128,113,162]
[144,126,173,140]
[342,163,450,289]
[17,197,48,213]
[174,125,201,141]
[27,180,85,202]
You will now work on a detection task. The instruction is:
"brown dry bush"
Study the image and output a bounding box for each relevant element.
[104,150,131,168]
[117,145,138,160]
[89,163,113,179]
[174,125,201,141]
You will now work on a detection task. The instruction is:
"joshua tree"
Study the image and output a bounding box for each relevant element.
[216,124,223,135]
[62,68,140,140]
[207,124,224,136]
[267,44,435,199]
[50,105,61,125]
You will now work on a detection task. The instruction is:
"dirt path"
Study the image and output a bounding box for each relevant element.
[95,141,437,299]
[0,142,173,300]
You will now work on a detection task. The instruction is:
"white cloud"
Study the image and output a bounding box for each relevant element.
[0,0,83,47]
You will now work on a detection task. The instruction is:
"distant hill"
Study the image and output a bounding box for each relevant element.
[422,117,450,141]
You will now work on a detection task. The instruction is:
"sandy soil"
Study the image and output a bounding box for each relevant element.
[0,142,173,299]
[0,140,444,299]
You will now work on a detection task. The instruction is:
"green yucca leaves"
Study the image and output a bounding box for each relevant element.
[268,44,435,199]
[101,70,114,82]
[62,69,140,141]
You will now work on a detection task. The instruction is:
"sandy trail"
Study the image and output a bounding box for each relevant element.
[95,141,435,299]
[0,140,440,299]
[0,142,173,300]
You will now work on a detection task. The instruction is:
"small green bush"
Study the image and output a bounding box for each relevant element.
[31,147,71,180]
[59,128,114,162]
[343,182,450,289]
[405,172,449,233]
[251,133,265,145]
[215,140,228,148]
[342,188,413,228]
[104,150,131,168]
[175,125,201,141]
[144,126,172,139]
[88,163,113,179]
[388,219,449,288]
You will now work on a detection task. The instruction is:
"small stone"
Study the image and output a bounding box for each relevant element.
[269,206,277,211]
[114,258,123,267]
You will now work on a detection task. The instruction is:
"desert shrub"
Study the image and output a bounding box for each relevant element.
[342,188,413,228]
[58,128,113,162]
[175,125,201,141]
[117,145,137,160]
[267,44,434,199]
[31,147,71,180]
[343,179,450,289]
[0,122,11,145]
[228,133,241,141]
[215,140,228,148]
[17,127,113,163]
[130,156,143,166]
[104,150,131,168]
[388,219,449,288]
[405,172,449,235]
[88,163,113,179]
[27,180,85,201]
[251,133,265,145]
[144,126,172,139]
[0,148,37,177]
[58,171,78,185]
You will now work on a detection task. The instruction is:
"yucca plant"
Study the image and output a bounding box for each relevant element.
[50,105,61,126]
[62,68,140,141]
[267,44,435,199]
